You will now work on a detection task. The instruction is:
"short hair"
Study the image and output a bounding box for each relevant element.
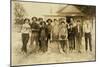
[54,19,57,21]
[46,19,52,23]
[24,18,30,23]
[60,21,65,24]
[77,20,80,22]
[59,18,65,21]
[40,21,46,25]
[31,17,37,21]
[38,17,43,21]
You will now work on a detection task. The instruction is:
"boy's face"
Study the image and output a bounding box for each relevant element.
[70,25,73,28]
[42,23,45,27]
[62,23,65,26]
[25,20,29,23]
[86,20,89,24]
[77,21,80,24]
[48,21,51,24]
[71,18,74,22]
[32,18,37,22]
[40,19,43,22]
[54,20,58,24]
[38,18,43,22]
[54,19,57,22]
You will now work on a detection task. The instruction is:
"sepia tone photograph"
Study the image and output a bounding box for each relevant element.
[11,0,96,66]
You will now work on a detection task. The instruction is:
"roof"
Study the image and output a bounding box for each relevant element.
[57,5,84,16]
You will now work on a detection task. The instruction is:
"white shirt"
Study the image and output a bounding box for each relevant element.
[52,21,59,35]
[59,24,68,39]
[21,23,30,33]
[77,23,81,33]
[83,20,92,33]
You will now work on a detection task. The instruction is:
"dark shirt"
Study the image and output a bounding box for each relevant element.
[67,23,75,39]
[47,24,52,33]
[39,26,48,40]
[75,24,83,37]
[29,22,40,32]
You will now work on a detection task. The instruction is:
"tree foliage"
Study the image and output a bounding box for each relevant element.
[14,2,26,24]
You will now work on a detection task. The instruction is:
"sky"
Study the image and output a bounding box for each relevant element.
[12,1,67,18]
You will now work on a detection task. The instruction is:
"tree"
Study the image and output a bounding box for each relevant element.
[14,1,26,24]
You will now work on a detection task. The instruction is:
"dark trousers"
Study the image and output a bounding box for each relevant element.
[60,40,66,52]
[30,32,39,46]
[69,39,74,50]
[38,36,42,51]
[76,33,82,52]
[68,34,75,50]
[85,33,92,51]
[60,35,66,52]
[22,33,29,53]
[47,33,51,44]
[40,40,48,52]
[30,32,39,52]
[39,36,48,52]
[73,36,75,50]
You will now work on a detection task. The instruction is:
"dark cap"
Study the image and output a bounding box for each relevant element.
[46,19,52,23]
[31,17,37,21]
